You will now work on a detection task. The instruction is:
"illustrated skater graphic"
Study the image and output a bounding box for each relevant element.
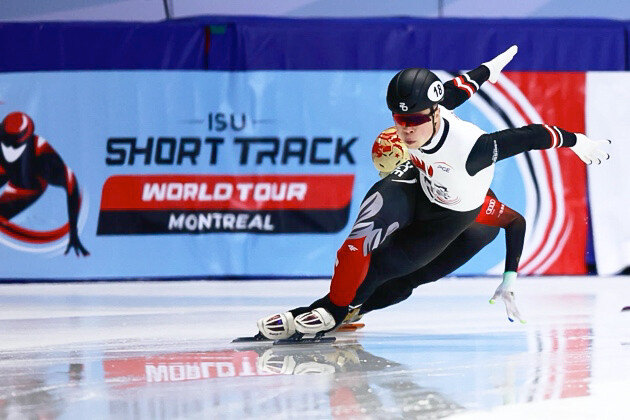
[0,111,89,256]
[253,45,610,341]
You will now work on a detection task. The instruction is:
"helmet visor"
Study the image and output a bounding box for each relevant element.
[392,108,436,127]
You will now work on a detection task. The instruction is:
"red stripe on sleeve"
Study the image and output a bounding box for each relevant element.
[543,124,558,148]
[454,77,474,97]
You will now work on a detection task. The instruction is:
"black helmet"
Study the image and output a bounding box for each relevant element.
[386,68,444,114]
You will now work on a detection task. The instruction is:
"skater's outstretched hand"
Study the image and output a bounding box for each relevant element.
[483,45,518,83]
[570,134,611,165]
[489,271,526,324]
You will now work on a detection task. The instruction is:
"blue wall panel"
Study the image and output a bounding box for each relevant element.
[0,21,206,71]
[0,18,627,72]
[201,17,627,71]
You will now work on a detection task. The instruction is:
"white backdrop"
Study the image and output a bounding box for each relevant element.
[586,72,630,274]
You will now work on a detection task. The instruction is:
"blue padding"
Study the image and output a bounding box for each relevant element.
[0,21,205,71]
[200,17,627,71]
[0,17,627,71]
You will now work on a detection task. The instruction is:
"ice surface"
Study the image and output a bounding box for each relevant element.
[1,277,629,419]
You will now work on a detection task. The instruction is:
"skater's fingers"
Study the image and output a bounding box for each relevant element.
[596,139,611,147]
[503,302,514,322]
[510,310,526,324]
[575,152,591,165]
[505,296,526,324]
[489,290,501,304]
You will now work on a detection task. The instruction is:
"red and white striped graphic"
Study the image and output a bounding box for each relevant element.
[436,70,587,274]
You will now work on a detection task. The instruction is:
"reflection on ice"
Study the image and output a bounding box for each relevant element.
[104,341,465,418]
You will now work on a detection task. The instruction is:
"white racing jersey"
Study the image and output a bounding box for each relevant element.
[408,106,494,212]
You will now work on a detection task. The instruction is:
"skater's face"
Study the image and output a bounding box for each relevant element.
[393,106,440,150]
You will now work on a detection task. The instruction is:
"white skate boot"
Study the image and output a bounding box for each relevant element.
[294,307,336,335]
[257,311,296,340]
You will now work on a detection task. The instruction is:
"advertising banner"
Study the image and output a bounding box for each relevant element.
[0,70,587,279]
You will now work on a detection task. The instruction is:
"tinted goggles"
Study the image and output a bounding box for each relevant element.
[392,108,435,127]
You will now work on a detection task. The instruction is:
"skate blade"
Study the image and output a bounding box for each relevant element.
[336,323,365,332]
[274,336,336,346]
[232,333,271,343]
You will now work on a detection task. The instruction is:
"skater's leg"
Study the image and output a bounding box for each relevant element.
[328,167,418,308]
[294,166,420,334]
[351,205,481,308]
[297,203,482,335]
[360,223,499,313]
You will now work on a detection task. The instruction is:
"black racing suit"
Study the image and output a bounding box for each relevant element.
[295,66,576,327]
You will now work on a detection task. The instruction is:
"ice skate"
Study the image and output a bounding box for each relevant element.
[234,308,338,345]
[341,305,363,324]
[256,311,296,340]
[294,307,336,335]
[336,322,365,332]
[336,306,365,332]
